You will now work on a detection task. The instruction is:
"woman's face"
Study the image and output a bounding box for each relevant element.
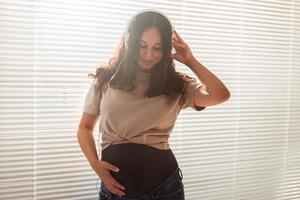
[137,27,163,71]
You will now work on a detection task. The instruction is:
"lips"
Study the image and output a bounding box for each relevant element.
[142,60,152,65]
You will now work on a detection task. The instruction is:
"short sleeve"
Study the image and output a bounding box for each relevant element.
[82,79,102,116]
[181,78,209,111]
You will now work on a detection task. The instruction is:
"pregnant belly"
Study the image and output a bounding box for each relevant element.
[101,142,179,198]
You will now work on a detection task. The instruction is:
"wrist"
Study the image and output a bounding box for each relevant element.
[184,55,196,67]
[90,158,100,170]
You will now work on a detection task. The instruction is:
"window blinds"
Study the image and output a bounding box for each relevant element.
[0,0,299,199]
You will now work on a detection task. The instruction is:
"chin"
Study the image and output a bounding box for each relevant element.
[141,66,153,70]
[137,63,155,71]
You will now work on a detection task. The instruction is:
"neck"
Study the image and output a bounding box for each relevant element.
[135,69,151,84]
[136,66,152,73]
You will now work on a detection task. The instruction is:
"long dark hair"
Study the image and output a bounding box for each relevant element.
[88,11,196,106]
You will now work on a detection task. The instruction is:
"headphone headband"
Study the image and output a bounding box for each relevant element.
[127,9,174,33]
[124,9,174,49]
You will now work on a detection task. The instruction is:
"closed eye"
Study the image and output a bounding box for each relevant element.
[139,43,162,51]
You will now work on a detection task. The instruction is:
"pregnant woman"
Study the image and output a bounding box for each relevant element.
[77,9,230,200]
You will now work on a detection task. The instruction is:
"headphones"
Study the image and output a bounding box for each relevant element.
[124,9,175,50]
[106,9,174,87]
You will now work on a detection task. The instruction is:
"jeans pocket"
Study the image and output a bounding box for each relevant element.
[157,187,182,200]
[154,176,185,200]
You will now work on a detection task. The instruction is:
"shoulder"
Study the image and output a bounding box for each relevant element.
[174,71,197,86]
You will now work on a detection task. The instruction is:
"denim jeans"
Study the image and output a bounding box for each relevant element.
[98,168,185,200]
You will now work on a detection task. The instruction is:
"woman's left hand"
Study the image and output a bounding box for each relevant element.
[171,31,195,65]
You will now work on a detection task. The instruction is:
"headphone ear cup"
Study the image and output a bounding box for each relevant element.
[124,33,129,50]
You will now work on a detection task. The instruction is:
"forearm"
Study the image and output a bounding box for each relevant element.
[77,127,99,169]
[185,56,230,98]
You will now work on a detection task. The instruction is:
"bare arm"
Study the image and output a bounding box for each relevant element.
[77,112,126,196]
[171,30,230,107]
[77,112,100,169]
[185,57,230,107]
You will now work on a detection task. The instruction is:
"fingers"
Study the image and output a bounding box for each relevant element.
[101,161,125,189]
[103,173,126,196]
[102,161,120,172]
[172,32,185,49]
[172,32,179,42]
[105,173,126,191]
[100,161,126,196]
[105,182,126,197]
[172,41,185,55]
[172,41,185,48]
[174,30,184,43]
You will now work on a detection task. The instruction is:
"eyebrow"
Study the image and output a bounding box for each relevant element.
[140,40,162,45]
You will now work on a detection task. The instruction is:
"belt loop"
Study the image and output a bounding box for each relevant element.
[178,168,183,180]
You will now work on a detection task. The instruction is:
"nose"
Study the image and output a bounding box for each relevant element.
[143,49,154,60]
